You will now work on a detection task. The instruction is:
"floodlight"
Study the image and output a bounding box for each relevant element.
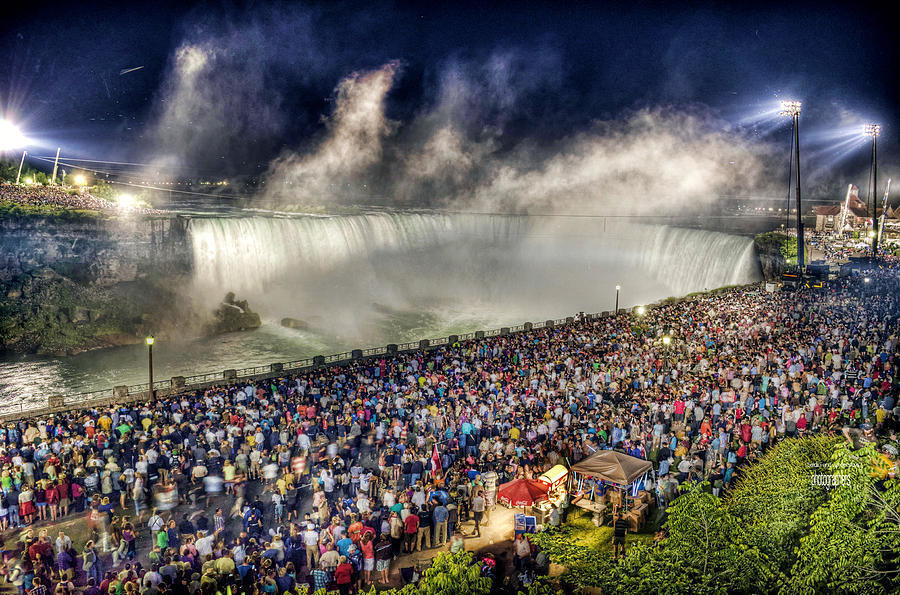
[0,119,26,150]
[863,123,881,138]
[779,100,802,117]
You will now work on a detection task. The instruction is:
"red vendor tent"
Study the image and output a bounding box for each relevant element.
[498,478,550,507]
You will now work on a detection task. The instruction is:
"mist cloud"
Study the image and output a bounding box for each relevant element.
[148,14,782,215]
[264,62,400,201]
[259,51,777,215]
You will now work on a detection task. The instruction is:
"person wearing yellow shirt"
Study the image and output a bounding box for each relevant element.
[223,461,237,494]
[141,417,153,432]
[509,427,520,440]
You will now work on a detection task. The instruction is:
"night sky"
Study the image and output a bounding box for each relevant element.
[1,0,896,204]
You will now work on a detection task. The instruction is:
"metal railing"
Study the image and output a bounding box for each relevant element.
[3,284,763,420]
[183,372,224,385]
[235,365,271,378]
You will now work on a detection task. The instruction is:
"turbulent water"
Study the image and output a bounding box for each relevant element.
[0,211,760,400]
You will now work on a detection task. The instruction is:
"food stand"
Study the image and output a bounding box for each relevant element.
[534,465,569,525]
[537,465,568,503]
[568,450,653,528]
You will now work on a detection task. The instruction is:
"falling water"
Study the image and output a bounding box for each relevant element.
[188,212,761,330]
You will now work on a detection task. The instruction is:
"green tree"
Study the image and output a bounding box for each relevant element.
[362,551,492,595]
[90,180,116,200]
[614,483,779,594]
[727,435,837,575]
[788,443,900,594]
[529,527,615,590]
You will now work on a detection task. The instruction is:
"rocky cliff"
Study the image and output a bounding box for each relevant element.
[0,215,201,355]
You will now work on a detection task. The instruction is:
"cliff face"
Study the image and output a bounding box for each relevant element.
[0,216,199,355]
[753,232,790,281]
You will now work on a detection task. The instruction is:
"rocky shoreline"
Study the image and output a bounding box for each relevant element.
[0,215,259,357]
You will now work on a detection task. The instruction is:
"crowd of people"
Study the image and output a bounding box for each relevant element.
[1,259,899,594]
[0,184,160,215]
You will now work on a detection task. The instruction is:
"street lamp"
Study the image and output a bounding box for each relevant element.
[780,100,804,271]
[636,305,646,316]
[863,123,881,257]
[15,150,27,185]
[661,335,672,373]
[615,285,621,315]
[145,336,155,399]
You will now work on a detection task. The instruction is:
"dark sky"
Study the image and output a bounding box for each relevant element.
[1,0,896,193]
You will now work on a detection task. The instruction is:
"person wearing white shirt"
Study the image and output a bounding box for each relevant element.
[382,489,395,509]
[303,525,320,568]
[195,531,216,557]
[356,493,371,515]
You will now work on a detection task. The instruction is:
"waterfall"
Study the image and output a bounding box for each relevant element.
[635,225,761,297]
[189,212,531,294]
[188,212,761,321]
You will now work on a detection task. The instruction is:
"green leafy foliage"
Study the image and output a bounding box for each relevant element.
[618,483,779,594]
[361,551,492,595]
[788,443,900,594]
[517,576,560,595]
[726,435,838,574]
[0,159,47,184]
[0,199,104,221]
[530,526,616,590]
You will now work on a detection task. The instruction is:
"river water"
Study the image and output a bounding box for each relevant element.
[0,208,765,403]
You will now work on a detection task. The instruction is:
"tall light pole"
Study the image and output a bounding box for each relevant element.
[615,285,620,315]
[15,150,26,185]
[146,336,155,400]
[864,123,881,257]
[780,100,804,271]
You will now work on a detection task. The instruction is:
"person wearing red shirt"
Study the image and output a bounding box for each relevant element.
[404,507,420,553]
[360,531,375,585]
[334,557,354,595]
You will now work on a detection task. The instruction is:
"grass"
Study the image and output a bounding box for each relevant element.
[561,506,662,553]
[0,199,105,221]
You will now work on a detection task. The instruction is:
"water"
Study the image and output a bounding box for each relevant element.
[0,212,761,401]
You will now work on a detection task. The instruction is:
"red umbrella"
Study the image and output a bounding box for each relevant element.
[498,478,550,507]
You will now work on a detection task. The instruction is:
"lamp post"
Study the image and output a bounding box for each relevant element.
[780,100,804,271]
[615,285,620,315]
[662,335,672,373]
[864,123,881,257]
[146,336,155,400]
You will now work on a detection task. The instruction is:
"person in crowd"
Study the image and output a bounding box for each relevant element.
[0,257,898,593]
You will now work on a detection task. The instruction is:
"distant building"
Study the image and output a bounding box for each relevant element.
[814,184,870,232]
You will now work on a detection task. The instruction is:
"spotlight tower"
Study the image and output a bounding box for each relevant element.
[863,123,880,257]
[780,101,804,271]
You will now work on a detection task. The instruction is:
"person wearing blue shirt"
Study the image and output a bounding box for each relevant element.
[336,536,353,557]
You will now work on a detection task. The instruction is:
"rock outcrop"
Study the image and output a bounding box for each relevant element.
[204,293,262,334]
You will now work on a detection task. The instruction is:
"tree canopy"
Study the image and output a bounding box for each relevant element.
[529,436,900,594]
